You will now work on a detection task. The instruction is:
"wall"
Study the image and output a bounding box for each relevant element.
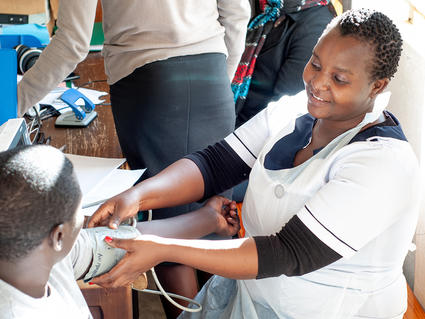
[351,0,425,307]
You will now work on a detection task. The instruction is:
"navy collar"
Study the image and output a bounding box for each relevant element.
[264,111,406,170]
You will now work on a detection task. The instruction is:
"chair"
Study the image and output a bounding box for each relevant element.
[78,281,134,319]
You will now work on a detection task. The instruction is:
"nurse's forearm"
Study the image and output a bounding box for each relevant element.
[88,158,207,229]
[152,237,258,279]
[134,158,205,211]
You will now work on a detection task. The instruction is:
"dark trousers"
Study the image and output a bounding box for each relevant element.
[110,53,235,219]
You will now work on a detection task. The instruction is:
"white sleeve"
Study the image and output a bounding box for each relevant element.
[297,140,421,258]
[17,0,97,115]
[217,0,251,79]
[225,92,308,167]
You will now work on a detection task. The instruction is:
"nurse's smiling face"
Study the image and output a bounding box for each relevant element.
[302,26,388,129]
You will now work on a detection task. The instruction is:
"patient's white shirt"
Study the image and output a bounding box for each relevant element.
[0,231,93,319]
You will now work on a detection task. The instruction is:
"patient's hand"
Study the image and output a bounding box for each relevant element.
[204,196,240,237]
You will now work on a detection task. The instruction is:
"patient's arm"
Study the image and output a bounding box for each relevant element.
[70,226,140,281]
[71,196,239,281]
[136,196,239,239]
[70,229,95,280]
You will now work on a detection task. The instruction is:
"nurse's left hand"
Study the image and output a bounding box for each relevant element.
[89,235,161,288]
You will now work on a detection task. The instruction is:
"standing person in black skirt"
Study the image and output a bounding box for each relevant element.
[18,1,251,317]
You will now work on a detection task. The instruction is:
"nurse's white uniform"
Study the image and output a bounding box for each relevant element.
[180,93,421,319]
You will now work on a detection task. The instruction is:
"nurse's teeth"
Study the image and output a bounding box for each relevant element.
[313,93,324,101]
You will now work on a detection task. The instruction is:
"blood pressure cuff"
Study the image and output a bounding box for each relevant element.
[82,226,141,282]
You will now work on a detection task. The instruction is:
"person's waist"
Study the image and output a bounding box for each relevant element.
[103,41,228,85]
[103,39,227,58]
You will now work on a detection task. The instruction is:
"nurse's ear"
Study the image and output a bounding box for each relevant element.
[369,78,389,100]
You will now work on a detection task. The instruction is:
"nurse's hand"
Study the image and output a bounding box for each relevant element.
[204,196,240,237]
[88,187,141,229]
[89,235,162,288]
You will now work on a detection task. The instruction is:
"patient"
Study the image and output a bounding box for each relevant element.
[0,145,239,318]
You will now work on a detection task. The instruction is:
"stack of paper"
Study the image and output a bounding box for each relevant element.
[66,154,145,216]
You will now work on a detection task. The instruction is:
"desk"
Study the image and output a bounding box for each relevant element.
[39,52,146,319]
[41,52,122,158]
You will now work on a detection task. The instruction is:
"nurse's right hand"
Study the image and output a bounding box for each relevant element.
[88,187,141,229]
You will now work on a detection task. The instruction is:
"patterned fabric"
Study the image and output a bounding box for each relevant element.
[231,0,330,114]
[231,0,283,114]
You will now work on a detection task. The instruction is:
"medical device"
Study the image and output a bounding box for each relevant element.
[0,118,31,152]
[135,210,203,313]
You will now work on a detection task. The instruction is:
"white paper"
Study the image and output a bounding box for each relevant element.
[81,204,101,217]
[66,154,145,216]
[66,154,126,195]
[82,168,146,210]
[77,87,108,105]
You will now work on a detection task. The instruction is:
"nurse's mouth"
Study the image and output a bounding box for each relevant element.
[308,90,330,104]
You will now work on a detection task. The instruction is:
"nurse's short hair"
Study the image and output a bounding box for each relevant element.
[326,8,403,81]
[0,145,82,261]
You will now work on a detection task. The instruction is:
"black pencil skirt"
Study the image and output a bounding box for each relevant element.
[110,53,235,220]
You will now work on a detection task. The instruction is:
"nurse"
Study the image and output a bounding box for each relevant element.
[89,9,420,319]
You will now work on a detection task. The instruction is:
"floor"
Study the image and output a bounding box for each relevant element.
[137,272,167,319]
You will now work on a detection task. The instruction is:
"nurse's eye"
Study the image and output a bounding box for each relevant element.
[311,61,321,70]
[334,74,348,84]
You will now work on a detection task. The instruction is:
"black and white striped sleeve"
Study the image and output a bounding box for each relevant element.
[185,103,293,200]
[224,105,277,168]
[185,140,251,201]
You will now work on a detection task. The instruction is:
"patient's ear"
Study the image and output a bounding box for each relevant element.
[50,224,65,252]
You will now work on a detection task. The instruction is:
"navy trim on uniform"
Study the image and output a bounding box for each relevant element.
[233,132,257,160]
[305,206,357,252]
[264,111,405,171]
[349,111,407,143]
[264,113,315,170]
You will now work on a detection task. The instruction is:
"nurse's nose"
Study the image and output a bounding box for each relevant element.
[311,71,330,93]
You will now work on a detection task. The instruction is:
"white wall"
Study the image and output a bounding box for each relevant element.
[351,0,425,306]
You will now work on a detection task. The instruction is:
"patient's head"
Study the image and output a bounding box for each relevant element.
[0,145,82,262]
[326,8,403,81]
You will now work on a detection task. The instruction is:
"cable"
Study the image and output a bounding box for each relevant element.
[133,270,203,313]
[132,209,202,313]
[27,105,42,144]
[138,288,202,307]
